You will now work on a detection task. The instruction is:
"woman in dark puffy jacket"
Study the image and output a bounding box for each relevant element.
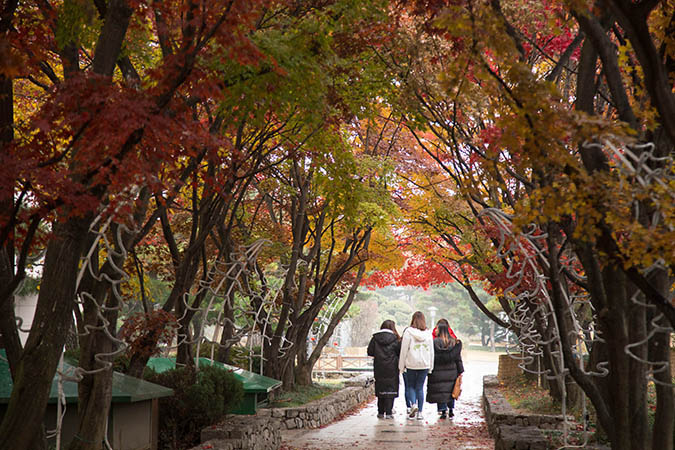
[426,323,464,418]
[367,320,401,419]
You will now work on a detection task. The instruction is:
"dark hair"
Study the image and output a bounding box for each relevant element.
[436,318,449,328]
[436,324,456,348]
[381,320,400,340]
[410,311,427,331]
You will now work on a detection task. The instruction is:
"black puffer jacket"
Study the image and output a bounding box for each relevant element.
[426,339,464,403]
[367,330,400,398]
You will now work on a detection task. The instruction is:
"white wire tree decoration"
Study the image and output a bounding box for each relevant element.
[474,136,674,448]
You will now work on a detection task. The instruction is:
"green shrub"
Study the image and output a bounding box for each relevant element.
[145,364,244,450]
[228,345,262,374]
[198,343,263,374]
[62,348,130,373]
[197,341,219,358]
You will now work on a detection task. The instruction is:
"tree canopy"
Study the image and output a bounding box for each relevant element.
[0,0,673,449]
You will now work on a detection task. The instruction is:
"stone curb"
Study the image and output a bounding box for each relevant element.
[482,375,610,450]
[188,415,281,450]
[483,375,564,450]
[259,381,374,430]
[189,379,374,450]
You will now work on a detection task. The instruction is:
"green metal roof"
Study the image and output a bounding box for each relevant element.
[0,350,173,404]
[147,357,282,394]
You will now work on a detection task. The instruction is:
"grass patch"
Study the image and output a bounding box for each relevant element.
[499,375,610,447]
[500,375,673,448]
[499,376,560,415]
[543,429,606,448]
[267,381,344,408]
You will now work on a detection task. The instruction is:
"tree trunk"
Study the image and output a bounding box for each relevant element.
[216,288,236,364]
[600,267,632,450]
[651,322,673,450]
[265,182,309,383]
[0,63,22,379]
[175,289,195,367]
[0,249,21,379]
[648,272,674,450]
[0,217,90,450]
[125,324,161,379]
[628,291,649,450]
[279,347,297,390]
[541,342,565,403]
[294,261,368,386]
[176,315,195,367]
[70,324,118,450]
[556,237,614,439]
[64,317,80,352]
[295,362,312,386]
[68,301,117,450]
[564,376,584,412]
[68,233,120,450]
[177,251,220,367]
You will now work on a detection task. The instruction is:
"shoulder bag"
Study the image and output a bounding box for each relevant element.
[452,374,462,399]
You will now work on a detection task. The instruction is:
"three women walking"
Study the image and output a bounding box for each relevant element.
[369,311,464,421]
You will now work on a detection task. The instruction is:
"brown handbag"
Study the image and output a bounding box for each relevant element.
[452,374,463,399]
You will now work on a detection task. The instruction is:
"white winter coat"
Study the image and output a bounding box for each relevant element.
[399,327,434,373]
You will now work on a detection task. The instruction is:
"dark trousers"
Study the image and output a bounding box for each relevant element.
[436,378,457,412]
[436,398,455,412]
[377,396,394,415]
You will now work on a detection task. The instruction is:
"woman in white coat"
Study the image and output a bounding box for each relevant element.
[399,311,434,420]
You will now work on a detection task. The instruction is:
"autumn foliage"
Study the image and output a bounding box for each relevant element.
[0,0,673,449]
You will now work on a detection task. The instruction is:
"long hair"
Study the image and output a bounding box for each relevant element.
[436,318,449,329]
[381,320,400,340]
[410,311,427,331]
[436,324,456,348]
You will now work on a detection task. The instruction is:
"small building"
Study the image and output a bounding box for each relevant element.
[147,357,282,415]
[0,351,173,450]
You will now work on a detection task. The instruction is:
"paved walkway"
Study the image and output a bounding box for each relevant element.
[281,351,498,449]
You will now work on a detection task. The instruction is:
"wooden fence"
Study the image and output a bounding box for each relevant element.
[314,355,373,371]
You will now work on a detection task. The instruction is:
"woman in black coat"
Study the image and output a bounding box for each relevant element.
[367,320,401,419]
[426,323,464,418]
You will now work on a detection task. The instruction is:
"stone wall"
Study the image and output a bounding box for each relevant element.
[258,381,374,430]
[484,375,585,450]
[188,379,374,450]
[483,375,549,450]
[189,415,281,450]
[497,354,524,383]
[483,375,611,450]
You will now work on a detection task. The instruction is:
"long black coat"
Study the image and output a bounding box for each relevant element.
[426,339,464,403]
[367,330,400,398]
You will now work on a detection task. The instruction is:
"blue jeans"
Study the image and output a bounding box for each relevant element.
[437,398,455,412]
[405,369,428,412]
[402,371,412,408]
